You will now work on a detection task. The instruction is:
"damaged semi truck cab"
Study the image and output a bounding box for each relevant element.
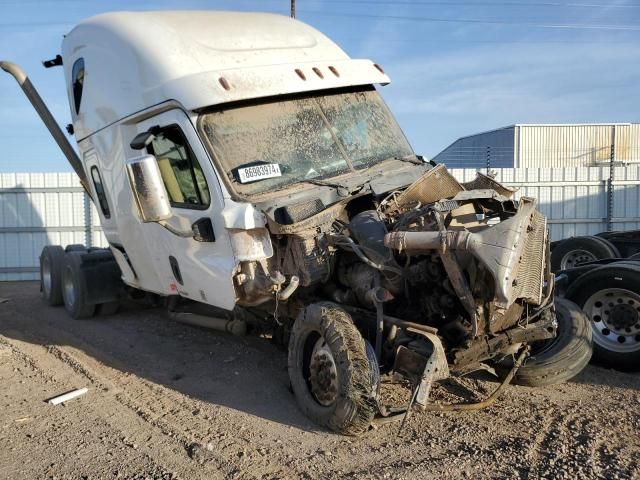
[2,11,592,435]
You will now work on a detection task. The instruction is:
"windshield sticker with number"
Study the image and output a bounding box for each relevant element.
[237,164,282,183]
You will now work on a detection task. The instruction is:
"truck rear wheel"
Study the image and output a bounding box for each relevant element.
[40,245,65,306]
[514,297,592,386]
[288,302,378,435]
[565,263,640,371]
[61,253,96,319]
[551,235,619,272]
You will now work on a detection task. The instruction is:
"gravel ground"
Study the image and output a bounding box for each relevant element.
[0,281,638,479]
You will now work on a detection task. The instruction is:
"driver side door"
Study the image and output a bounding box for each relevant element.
[131,109,237,309]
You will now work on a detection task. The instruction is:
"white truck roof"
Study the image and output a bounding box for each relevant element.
[61,11,390,139]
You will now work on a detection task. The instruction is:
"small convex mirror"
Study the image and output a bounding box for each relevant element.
[125,154,172,223]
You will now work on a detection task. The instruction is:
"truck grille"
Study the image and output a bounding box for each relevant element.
[514,209,547,305]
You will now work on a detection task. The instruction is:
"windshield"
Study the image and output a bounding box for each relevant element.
[199,87,414,196]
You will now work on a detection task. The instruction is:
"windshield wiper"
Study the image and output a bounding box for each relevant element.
[386,154,425,165]
[295,177,353,197]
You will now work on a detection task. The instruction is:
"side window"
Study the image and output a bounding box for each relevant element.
[90,166,111,218]
[71,58,85,115]
[146,125,211,208]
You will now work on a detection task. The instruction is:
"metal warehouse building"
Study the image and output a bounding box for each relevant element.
[433,123,640,169]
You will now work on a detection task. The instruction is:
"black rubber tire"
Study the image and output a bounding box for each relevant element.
[65,244,87,253]
[40,245,65,306]
[565,263,640,371]
[96,301,120,316]
[591,236,621,257]
[551,235,620,272]
[514,298,592,387]
[61,253,96,319]
[288,302,378,435]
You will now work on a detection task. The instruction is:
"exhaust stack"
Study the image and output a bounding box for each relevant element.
[0,60,92,199]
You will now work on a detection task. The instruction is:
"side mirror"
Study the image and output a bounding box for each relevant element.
[125,154,172,223]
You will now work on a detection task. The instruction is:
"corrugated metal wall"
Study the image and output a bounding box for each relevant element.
[434,123,640,168]
[432,126,515,168]
[0,172,106,281]
[1,168,639,281]
[629,124,640,161]
[516,124,631,167]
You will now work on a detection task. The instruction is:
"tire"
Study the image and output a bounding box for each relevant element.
[551,235,620,272]
[65,244,87,253]
[565,263,640,371]
[288,302,378,435]
[96,301,120,316]
[40,245,65,306]
[514,297,592,387]
[61,253,96,319]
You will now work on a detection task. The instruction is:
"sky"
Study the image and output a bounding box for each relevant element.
[0,0,639,172]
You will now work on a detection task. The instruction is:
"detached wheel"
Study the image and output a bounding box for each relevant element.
[288,302,378,435]
[61,253,96,319]
[551,236,620,272]
[566,263,640,371]
[40,245,65,306]
[515,298,592,386]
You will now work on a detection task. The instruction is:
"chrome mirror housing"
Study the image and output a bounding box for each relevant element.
[125,154,172,223]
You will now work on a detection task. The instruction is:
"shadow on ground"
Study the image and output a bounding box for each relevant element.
[0,281,321,432]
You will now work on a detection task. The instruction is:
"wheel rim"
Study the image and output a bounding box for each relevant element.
[42,256,52,296]
[560,249,597,269]
[584,288,640,353]
[63,266,76,309]
[308,337,339,406]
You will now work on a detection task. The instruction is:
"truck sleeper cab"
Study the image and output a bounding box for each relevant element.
[1,11,592,435]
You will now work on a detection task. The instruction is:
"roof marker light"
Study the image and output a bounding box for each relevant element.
[218,77,231,90]
[312,67,324,79]
[328,66,340,77]
[295,69,306,80]
[374,63,385,74]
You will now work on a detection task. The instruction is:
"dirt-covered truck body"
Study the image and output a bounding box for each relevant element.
[1,11,592,435]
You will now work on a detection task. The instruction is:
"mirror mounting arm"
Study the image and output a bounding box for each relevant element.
[130,126,161,150]
[158,220,193,238]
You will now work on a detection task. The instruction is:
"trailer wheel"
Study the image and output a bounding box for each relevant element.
[551,236,620,272]
[514,298,592,387]
[566,263,640,371]
[65,244,87,253]
[288,302,378,435]
[40,245,65,306]
[61,253,96,319]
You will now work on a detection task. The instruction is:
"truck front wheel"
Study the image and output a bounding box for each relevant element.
[514,297,592,386]
[288,302,378,435]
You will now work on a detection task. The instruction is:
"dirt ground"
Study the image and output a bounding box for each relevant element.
[0,281,638,480]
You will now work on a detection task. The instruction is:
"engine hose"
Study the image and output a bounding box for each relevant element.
[331,236,403,275]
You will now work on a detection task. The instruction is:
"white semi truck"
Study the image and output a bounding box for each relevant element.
[1,11,592,435]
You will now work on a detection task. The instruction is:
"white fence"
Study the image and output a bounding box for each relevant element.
[450,166,640,241]
[1,167,639,281]
[0,173,106,281]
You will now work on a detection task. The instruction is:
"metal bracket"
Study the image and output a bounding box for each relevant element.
[414,351,439,408]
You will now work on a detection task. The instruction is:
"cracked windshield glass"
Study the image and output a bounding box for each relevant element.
[200,87,414,196]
